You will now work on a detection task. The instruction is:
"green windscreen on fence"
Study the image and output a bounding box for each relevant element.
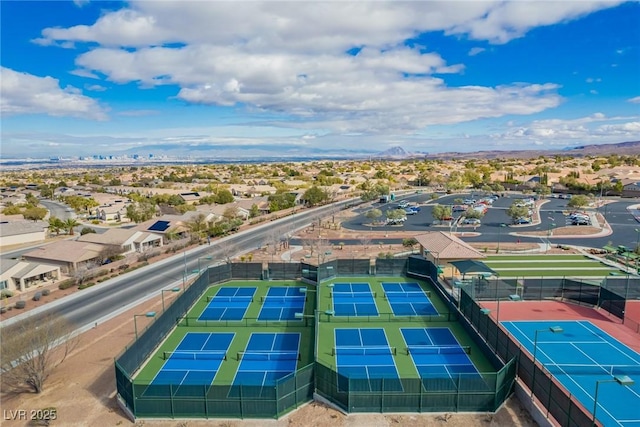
[314,360,514,413]
[115,258,517,419]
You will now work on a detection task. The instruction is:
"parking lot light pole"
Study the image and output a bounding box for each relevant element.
[546,220,556,254]
[497,223,506,253]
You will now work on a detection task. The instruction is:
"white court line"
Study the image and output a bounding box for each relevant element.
[579,321,640,364]
[162,368,220,372]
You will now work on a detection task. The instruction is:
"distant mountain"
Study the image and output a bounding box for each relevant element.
[373,146,428,159]
[427,140,640,160]
[119,143,376,161]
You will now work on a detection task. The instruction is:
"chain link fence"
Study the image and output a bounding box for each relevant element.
[116,257,517,419]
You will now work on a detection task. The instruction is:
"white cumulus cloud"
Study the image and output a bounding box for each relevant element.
[18,1,628,146]
[0,67,108,120]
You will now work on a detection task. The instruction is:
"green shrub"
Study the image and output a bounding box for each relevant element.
[58,280,76,290]
[78,282,95,290]
[0,289,14,298]
[15,300,26,309]
[42,289,50,296]
[32,292,42,301]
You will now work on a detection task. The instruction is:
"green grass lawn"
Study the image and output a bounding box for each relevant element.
[483,255,621,277]
[487,255,590,261]
[493,268,616,277]
[485,261,607,269]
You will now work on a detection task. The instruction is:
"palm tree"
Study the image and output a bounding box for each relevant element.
[48,217,65,236]
[63,218,80,236]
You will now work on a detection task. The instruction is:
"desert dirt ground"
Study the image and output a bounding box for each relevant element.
[4,207,608,427]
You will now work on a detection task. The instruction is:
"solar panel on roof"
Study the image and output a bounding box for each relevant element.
[148,220,170,232]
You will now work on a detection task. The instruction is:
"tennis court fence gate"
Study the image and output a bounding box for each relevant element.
[116,258,516,419]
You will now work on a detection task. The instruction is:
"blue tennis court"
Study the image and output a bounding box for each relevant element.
[233,332,301,387]
[147,332,234,396]
[401,327,481,390]
[503,320,640,427]
[334,328,402,392]
[382,282,438,316]
[258,286,306,321]
[331,282,378,316]
[199,287,256,321]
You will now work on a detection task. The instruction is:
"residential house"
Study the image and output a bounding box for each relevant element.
[0,259,61,292]
[622,180,640,198]
[96,203,128,222]
[179,192,201,204]
[77,228,162,254]
[22,241,105,273]
[132,215,190,239]
[0,220,48,247]
[206,203,250,220]
[230,184,277,197]
[235,196,270,215]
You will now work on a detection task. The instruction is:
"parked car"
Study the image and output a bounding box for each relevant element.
[463,218,481,225]
[572,219,591,226]
[404,208,417,215]
[513,217,532,225]
[452,205,467,212]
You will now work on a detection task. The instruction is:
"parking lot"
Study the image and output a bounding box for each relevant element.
[342,192,640,248]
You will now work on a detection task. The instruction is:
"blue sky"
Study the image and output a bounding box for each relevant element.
[1,1,639,158]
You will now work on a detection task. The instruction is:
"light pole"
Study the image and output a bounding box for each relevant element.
[183,250,188,289]
[133,311,156,340]
[161,287,181,311]
[546,219,556,254]
[531,326,564,397]
[497,223,506,253]
[198,256,213,273]
[496,294,521,324]
[593,375,634,426]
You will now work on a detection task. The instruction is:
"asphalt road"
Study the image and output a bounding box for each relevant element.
[1,199,359,329]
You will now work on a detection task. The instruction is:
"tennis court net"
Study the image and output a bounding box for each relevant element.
[236,351,301,361]
[384,291,431,300]
[545,363,640,376]
[332,346,397,356]
[260,296,306,303]
[206,295,254,302]
[162,351,227,361]
[330,291,376,298]
[405,346,471,356]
